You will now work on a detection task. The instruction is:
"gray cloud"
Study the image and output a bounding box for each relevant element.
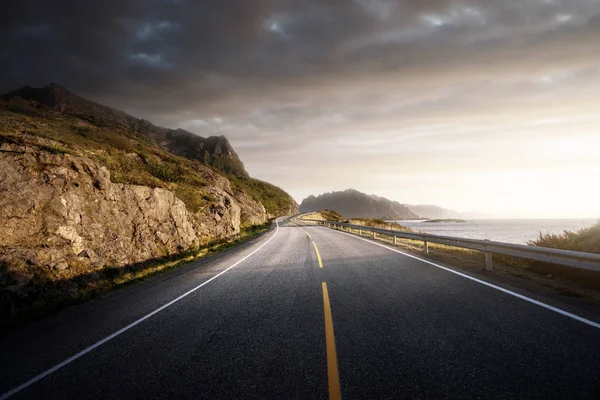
[2,0,600,215]
[3,0,598,93]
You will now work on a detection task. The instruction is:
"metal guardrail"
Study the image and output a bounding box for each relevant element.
[301,219,600,273]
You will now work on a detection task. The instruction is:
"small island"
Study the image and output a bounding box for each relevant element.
[424,218,467,223]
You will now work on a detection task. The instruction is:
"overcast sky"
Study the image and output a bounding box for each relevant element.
[2,0,599,217]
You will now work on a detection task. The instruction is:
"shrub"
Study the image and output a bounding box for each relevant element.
[528,221,600,254]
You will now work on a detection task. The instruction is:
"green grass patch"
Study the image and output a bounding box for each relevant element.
[231,176,296,217]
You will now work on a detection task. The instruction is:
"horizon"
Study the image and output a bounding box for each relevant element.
[297,188,600,219]
[2,1,599,219]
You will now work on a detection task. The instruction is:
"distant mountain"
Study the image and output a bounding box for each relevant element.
[2,83,247,178]
[405,204,462,219]
[299,189,419,219]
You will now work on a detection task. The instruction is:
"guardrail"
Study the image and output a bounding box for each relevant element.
[300,219,600,273]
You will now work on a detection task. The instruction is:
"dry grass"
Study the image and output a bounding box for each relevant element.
[348,218,414,232]
[528,221,600,254]
[301,210,344,222]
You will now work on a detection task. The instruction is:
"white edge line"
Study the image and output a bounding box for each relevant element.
[0,219,281,400]
[316,224,600,330]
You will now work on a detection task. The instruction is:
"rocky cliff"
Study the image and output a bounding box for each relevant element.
[0,85,297,285]
[0,141,244,280]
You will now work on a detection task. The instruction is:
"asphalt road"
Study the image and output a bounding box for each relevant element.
[1,217,600,399]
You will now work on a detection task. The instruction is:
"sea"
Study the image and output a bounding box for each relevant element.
[392,219,598,245]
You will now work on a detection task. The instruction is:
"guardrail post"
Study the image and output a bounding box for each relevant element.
[485,252,493,271]
[393,236,397,245]
[424,241,429,254]
[373,230,376,239]
[484,239,493,270]
[359,228,362,235]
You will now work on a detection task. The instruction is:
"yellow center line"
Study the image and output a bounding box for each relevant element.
[312,241,323,269]
[322,282,341,400]
[292,221,313,240]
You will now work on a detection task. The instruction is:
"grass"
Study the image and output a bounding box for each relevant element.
[0,222,272,331]
[230,176,297,217]
[528,221,600,254]
[320,209,344,221]
[347,218,415,232]
[301,210,344,222]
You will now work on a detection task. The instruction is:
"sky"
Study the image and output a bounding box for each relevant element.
[1,0,599,218]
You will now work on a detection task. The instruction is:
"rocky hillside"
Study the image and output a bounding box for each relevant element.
[299,189,418,219]
[0,84,297,286]
[2,83,248,177]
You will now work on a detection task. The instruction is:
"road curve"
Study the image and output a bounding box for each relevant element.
[1,217,599,399]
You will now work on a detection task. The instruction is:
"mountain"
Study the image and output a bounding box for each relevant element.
[405,204,462,219]
[2,83,247,178]
[0,83,297,289]
[299,189,419,219]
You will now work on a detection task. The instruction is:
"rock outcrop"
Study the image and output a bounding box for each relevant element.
[0,142,256,279]
[0,83,297,287]
[0,144,196,275]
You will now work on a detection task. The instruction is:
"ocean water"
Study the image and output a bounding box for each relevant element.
[392,219,598,245]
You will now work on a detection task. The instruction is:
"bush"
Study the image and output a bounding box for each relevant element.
[528,221,600,254]
[146,161,183,183]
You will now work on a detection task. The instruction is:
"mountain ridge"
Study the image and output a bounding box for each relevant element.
[299,189,419,219]
[2,83,248,178]
[299,189,462,220]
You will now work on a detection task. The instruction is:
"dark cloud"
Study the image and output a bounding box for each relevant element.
[3,0,598,96]
[2,1,600,215]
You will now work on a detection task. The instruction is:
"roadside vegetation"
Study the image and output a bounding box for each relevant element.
[528,221,600,254]
[0,222,272,331]
[302,209,344,222]
[347,218,415,232]
[301,210,414,232]
[230,176,297,217]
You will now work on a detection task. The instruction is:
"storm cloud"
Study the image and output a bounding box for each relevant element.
[2,0,600,217]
